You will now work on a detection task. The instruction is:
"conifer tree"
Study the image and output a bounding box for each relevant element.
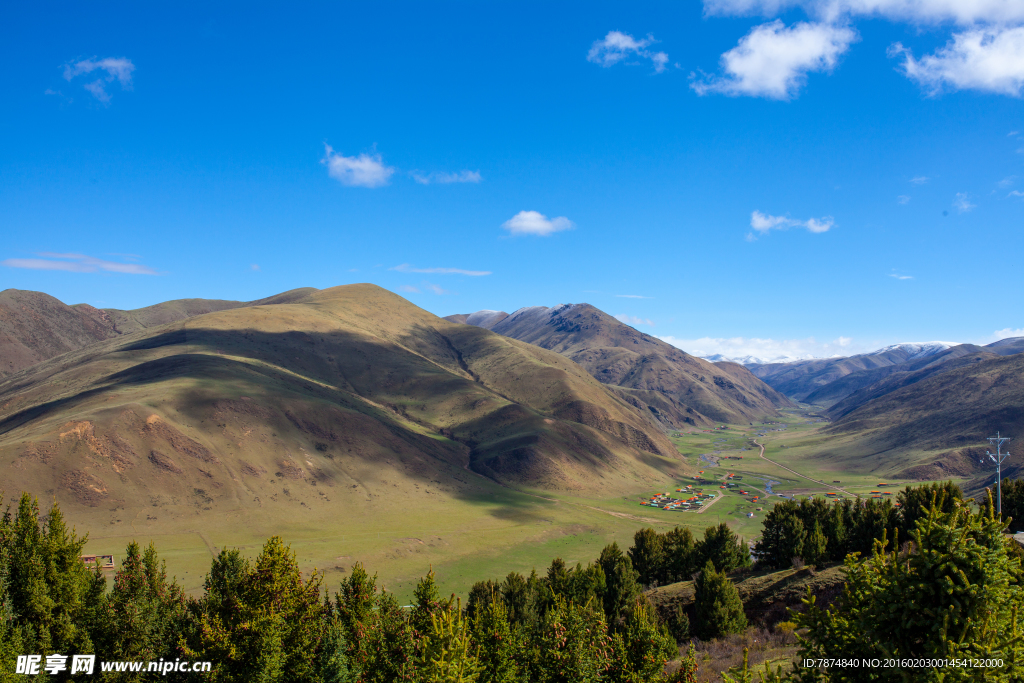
[597,543,641,631]
[803,521,827,568]
[696,523,751,573]
[472,595,524,683]
[420,599,480,683]
[535,595,614,683]
[662,527,697,584]
[99,541,187,679]
[794,497,1024,682]
[609,598,677,682]
[628,528,665,587]
[693,560,747,640]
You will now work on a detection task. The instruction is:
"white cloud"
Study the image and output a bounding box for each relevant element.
[587,31,670,73]
[616,294,652,299]
[501,211,574,236]
[658,334,870,360]
[423,283,450,295]
[391,263,492,276]
[701,0,1024,27]
[1009,189,1024,197]
[397,285,420,293]
[910,176,930,184]
[2,252,158,275]
[321,144,394,188]
[889,272,914,279]
[997,175,1016,187]
[250,264,260,271]
[891,26,1024,96]
[62,57,134,103]
[615,314,655,327]
[691,21,858,99]
[897,194,911,203]
[412,170,482,185]
[749,209,835,234]
[953,192,976,212]
[994,327,1024,340]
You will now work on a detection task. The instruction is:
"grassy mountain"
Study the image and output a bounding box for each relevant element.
[804,345,998,408]
[447,304,792,428]
[819,352,1024,479]
[0,287,317,378]
[0,285,686,529]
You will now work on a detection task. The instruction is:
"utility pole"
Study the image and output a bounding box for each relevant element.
[985,432,1012,515]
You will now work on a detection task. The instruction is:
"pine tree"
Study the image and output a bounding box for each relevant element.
[535,596,614,683]
[795,495,1024,682]
[695,523,751,573]
[803,521,827,568]
[609,598,677,682]
[420,599,480,683]
[693,560,747,640]
[472,595,524,683]
[628,528,665,587]
[597,543,641,631]
[662,527,697,584]
[754,504,804,569]
[99,541,187,679]
[181,536,341,682]
[412,567,445,637]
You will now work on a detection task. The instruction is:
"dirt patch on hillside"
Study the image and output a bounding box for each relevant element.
[60,469,108,506]
[143,415,217,463]
[895,447,986,480]
[148,450,183,474]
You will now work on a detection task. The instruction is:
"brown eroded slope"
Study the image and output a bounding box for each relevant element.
[0,287,318,377]
[0,285,686,531]
[449,304,792,428]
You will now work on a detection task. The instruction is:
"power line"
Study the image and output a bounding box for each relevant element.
[983,432,1012,515]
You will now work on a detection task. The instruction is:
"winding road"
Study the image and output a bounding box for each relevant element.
[753,439,854,497]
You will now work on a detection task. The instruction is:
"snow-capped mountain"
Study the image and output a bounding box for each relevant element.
[866,342,960,361]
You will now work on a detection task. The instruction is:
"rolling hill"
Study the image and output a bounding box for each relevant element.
[818,352,1024,480]
[0,287,317,378]
[445,304,792,428]
[0,285,688,529]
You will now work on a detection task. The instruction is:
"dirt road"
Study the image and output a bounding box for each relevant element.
[753,439,854,497]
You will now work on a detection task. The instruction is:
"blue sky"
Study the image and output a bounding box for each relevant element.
[2,1,1022,360]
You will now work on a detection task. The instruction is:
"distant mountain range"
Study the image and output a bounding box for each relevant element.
[701,341,961,367]
[444,305,793,428]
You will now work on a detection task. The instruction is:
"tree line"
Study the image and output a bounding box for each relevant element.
[0,493,704,682]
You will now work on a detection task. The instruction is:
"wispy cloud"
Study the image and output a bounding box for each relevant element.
[391,263,491,276]
[953,192,976,212]
[615,314,655,327]
[423,283,450,295]
[587,31,670,73]
[890,27,1024,97]
[658,334,866,361]
[321,144,394,188]
[889,272,914,280]
[691,21,857,99]
[397,285,420,293]
[910,176,929,184]
[250,264,260,271]
[2,252,158,275]
[897,195,911,204]
[749,210,834,237]
[616,294,652,299]
[61,57,134,103]
[1008,190,1024,198]
[412,170,483,185]
[502,211,575,237]
[997,176,1017,188]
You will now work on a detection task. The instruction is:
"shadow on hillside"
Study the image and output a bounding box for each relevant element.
[1,325,677,519]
